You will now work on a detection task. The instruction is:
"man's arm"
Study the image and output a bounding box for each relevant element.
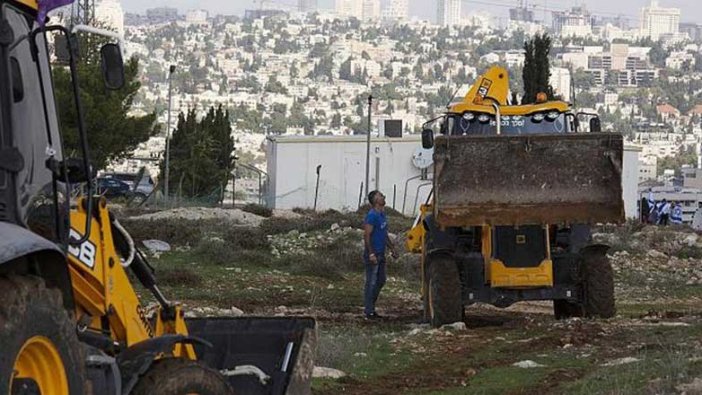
[364,223,377,263]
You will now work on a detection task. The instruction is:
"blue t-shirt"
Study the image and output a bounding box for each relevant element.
[365,208,388,256]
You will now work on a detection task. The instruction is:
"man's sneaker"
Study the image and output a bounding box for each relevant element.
[364,313,381,320]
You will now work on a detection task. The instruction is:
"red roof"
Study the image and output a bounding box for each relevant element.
[689,104,702,116]
[656,103,680,115]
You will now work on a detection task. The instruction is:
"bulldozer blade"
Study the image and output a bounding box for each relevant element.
[433,133,624,227]
[186,317,316,395]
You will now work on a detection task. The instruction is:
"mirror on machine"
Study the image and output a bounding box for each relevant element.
[421,128,434,149]
[54,158,92,183]
[100,43,125,90]
[589,117,602,133]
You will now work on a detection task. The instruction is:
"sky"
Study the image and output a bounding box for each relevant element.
[118,0,702,24]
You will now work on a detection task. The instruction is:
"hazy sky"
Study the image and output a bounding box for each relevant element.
[118,0,702,24]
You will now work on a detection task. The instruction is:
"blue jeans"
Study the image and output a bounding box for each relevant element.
[364,255,386,315]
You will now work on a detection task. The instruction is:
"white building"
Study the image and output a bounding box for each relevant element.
[266,135,432,213]
[437,0,461,27]
[552,6,592,38]
[185,9,208,25]
[640,0,680,41]
[95,0,124,37]
[549,67,571,102]
[638,155,658,183]
[335,0,363,19]
[382,0,409,21]
[298,0,317,13]
[620,146,641,219]
[665,51,695,70]
[362,0,381,20]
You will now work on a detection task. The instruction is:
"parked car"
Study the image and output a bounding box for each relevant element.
[102,172,155,203]
[97,177,132,199]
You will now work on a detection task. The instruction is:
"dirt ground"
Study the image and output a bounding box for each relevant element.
[144,248,701,395]
[123,212,702,395]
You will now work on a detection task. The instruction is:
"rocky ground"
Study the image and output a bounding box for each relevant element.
[120,207,702,395]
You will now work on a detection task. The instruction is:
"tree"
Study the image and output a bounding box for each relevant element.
[572,67,595,90]
[331,112,342,128]
[163,106,234,199]
[522,33,554,104]
[264,76,288,94]
[53,41,157,170]
[339,57,353,81]
[576,91,597,108]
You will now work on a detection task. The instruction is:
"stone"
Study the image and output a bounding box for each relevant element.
[683,234,699,246]
[441,322,467,331]
[646,250,667,259]
[601,357,640,366]
[676,378,702,393]
[142,239,171,253]
[513,360,545,368]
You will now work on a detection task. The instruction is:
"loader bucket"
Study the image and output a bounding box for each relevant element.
[433,133,624,227]
[187,317,316,395]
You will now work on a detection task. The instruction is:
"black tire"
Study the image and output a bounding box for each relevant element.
[553,299,583,320]
[582,252,616,318]
[426,255,463,328]
[0,275,86,395]
[130,193,147,206]
[131,358,234,395]
[421,249,430,322]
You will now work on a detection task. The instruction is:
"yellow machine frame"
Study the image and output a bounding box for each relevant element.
[67,197,194,358]
[409,203,554,300]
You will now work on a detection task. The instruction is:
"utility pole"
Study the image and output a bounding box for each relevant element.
[313,165,322,211]
[164,65,176,202]
[364,95,373,198]
[71,0,95,26]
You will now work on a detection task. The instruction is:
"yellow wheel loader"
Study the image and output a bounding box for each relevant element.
[0,1,315,393]
[408,66,623,327]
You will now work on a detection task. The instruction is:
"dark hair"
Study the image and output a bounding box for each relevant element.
[368,190,380,203]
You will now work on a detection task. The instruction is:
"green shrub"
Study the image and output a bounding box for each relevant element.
[192,235,272,266]
[260,210,364,235]
[156,267,203,286]
[221,226,268,250]
[274,235,363,280]
[121,218,224,246]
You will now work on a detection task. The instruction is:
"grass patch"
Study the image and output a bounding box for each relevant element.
[157,267,203,287]
[274,235,363,280]
[452,366,548,395]
[565,324,702,394]
[241,203,273,218]
[313,325,416,393]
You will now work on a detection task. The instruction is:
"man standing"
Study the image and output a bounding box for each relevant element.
[363,190,398,319]
[659,199,671,226]
[671,202,683,225]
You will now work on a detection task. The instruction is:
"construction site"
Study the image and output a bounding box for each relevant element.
[0,0,701,393]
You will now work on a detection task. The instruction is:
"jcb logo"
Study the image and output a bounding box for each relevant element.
[68,228,97,269]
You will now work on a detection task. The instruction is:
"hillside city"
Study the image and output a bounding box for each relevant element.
[87,0,702,214]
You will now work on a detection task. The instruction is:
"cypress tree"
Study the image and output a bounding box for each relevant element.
[522,33,555,104]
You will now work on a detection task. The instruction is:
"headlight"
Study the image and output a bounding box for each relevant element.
[462,112,475,121]
[478,114,490,123]
[532,113,545,122]
[546,111,560,120]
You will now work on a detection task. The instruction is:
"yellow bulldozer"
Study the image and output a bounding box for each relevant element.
[408,66,624,327]
[0,1,315,393]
